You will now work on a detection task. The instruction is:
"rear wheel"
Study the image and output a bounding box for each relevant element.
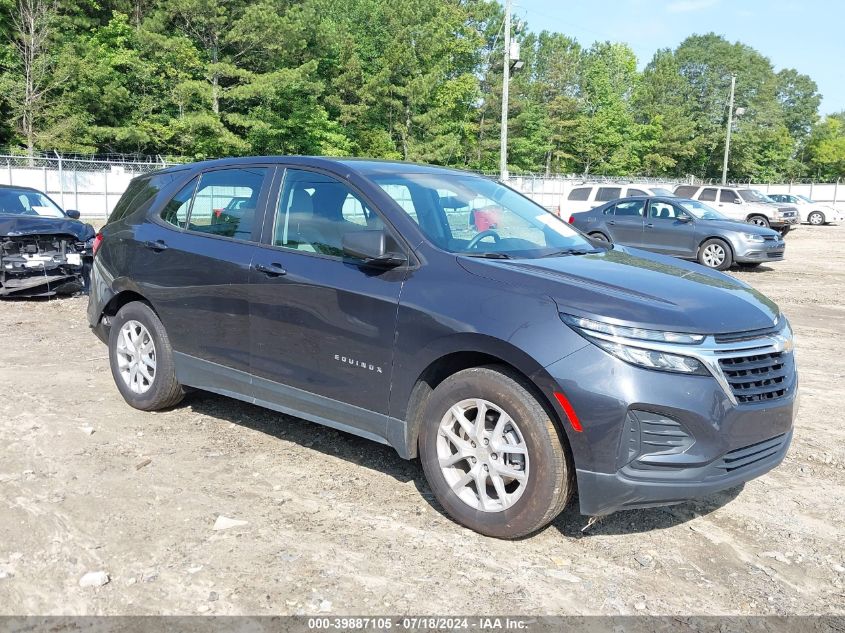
[108,301,184,411]
[808,211,825,225]
[419,366,573,539]
[698,238,733,271]
[747,215,770,228]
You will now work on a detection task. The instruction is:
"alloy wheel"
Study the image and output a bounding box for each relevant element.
[702,243,726,268]
[116,320,157,394]
[809,212,824,225]
[436,398,529,512]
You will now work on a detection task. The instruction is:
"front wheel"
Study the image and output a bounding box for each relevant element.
[698,238,733,271]
[808,211,825,225]
[747,215,770,228]
[419,366,573,539]
[108,301,184,411]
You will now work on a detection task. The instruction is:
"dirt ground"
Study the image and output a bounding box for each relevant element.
[1,225,844,617]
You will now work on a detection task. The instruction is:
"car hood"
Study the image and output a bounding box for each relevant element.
[0,214,94,241]
[458,246,780,334]
[699,219,779,237]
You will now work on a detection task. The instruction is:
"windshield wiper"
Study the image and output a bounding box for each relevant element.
[539,248,596,258]
[464,252,512,259]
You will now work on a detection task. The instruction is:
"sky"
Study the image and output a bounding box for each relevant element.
[513,0,844,115]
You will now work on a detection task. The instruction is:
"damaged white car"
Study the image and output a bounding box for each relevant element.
[0,185,94,298]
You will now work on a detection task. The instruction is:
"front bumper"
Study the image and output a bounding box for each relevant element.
[769,216,799,228]
[734,240,785,263]
[542,343,798,516]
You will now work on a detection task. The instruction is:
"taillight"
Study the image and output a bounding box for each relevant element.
[92,232,104,256]
[568,215,575,224]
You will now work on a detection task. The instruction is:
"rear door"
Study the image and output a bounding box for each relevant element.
[248,167,409,430]
[715,188,745,221]
[605,199,645,245]
[132,165,272,379]
[642,199,697,256]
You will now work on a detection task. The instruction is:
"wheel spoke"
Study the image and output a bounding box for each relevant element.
[450,471,473,493]
[450,405,476,438]
[491,473,508,504]
[492,462,527,482]
[443,427,472,452]
[491,411,512,445]
[439,452,468,468]
[474,471,490,511]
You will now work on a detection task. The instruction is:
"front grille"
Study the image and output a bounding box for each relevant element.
[716,434,787,473]
[719,352,789,403]
[714,325,781,344]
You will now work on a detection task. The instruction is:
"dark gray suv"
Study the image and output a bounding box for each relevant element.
[87,157,798,538]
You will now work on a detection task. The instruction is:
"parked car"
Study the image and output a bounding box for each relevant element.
[565,183,676,215]
[767,193,844,225]
[569,196,785,271]
[88,158,797,539]
[674,185,799,235]
[0,184,93,297]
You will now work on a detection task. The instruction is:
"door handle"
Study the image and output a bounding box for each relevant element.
[645,223,654,228]
[144,240,168,252]
[254,262,287,277]
[607,220,616,225]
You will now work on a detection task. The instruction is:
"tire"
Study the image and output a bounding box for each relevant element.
[419,365,573,539]
[747,215,770,228]
[698,238,733,271]
[108,301,184,411]
[589,232,610,243]
[808,211,825,225]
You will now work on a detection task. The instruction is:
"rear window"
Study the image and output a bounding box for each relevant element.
[109,173,177,223]
[674,185,698,198]
[568,187,590,201]
[596,187,621,202]
[699,188,717,202]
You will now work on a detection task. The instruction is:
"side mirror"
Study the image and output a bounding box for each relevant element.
[677,215,692,223]
[734,199,742,204]
[342,230,407,268]
[65,209,81,219]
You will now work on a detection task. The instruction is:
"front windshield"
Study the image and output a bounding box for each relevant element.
[374,173,595,258]
[798,195,814,203]
[650,187,676,197]
[676,198,727,220]
[739,189,775,204]
[0,189,64,218]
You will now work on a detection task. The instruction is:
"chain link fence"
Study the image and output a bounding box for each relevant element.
[1,151,842,218]
[0,152,182,220]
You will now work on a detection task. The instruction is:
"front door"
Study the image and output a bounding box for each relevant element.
[606,199,645,245]
[248,168,408,437]
[641,199,697,256]
[132,166,271,376]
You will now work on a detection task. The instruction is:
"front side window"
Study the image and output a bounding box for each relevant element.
[568,187,590,201]
[738,189,773,203]
[375,173,593,258]
[274,169,384,257]
[649,201,684,220]
[596,187,622,202]
[720,189,739,203]
[676,198,726,220]
[160,178,197,228]
[188,168,267,241]
[674,185,698,198]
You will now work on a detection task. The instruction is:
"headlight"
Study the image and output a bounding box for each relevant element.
[741,233,765,243]
[561,314,704,344]
[561,314,708,375]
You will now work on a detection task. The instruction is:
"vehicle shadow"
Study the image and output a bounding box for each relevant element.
[185,390,421,485]
[185,390,744,539]
[732,264,776,273]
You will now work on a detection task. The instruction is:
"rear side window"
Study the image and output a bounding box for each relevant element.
[613,200,645,217]
[627,188,647,197]
[109,176,160,223]
[596,187,622,202]
[699,188,717,202]
[720,189,739,203]
[188,168,268,241]
[674,185,698,198]
[568,187,591,201]
[160,178,197,228]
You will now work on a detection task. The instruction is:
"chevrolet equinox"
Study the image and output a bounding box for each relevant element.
[88,157,798,538]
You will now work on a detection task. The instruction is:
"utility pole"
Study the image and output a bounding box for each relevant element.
[499,0,512,181]
[721,74,736,185]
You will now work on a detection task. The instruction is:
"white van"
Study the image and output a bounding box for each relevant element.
[564,183,676,215]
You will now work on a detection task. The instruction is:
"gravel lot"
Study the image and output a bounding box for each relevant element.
[1,225,844,616]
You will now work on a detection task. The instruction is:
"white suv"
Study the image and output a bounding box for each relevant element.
[674,185,799,235]
[768,194,844,226]
[565,183,675,215]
